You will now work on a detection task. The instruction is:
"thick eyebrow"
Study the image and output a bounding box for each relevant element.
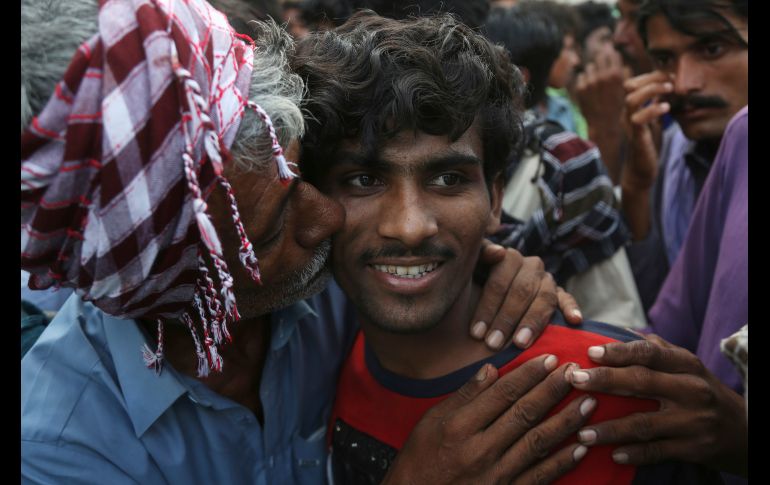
[333,150,483,176]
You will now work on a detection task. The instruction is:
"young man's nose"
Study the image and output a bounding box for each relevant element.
[376,187,438,248]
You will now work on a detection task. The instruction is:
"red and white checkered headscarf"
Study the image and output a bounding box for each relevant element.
[20,0,295,375]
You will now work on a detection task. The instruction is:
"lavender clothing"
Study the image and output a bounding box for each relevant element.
[660,126,698,265]
[649,106,748,395]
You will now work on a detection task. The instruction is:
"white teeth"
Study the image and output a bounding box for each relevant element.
[373,262,439,278]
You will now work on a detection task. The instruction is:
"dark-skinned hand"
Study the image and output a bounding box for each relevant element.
[473,242,582,351]
[568,334,747,477]
[384,355,597,484]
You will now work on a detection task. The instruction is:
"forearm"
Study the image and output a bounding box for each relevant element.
[588,125,625,185]
[620,170,654,241]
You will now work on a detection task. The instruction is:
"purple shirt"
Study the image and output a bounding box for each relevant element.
[648,106,748,394]
[660,125,697,264]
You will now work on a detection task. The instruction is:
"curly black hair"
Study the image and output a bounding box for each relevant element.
[292,10,526,185]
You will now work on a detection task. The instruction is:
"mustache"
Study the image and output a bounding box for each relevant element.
[665,93,729,115]
[359,241,456,264]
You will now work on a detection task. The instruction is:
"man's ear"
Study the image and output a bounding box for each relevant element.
[486,173,504,235]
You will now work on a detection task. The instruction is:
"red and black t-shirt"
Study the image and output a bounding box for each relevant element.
[329,317,658,485]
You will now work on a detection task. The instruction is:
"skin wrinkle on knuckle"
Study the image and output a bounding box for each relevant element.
[494,378,527,405]
[444,415,469,440]
[687,376,715,406]
[529,466,550,485]
[510,401,542,430]
[511,281,537,306]
[495,316,518,331]
[455,384,476,403]
[539,290,558,309]
[630,366,654,394]
[523,427,550,460]
[629,413,655,442]
[632,340,659,364]
[686,352,708,376]
[486,277,511,298]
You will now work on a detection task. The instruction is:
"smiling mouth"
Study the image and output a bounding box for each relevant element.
[371,262,441,279]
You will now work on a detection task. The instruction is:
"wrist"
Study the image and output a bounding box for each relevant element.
[621,170,655,193]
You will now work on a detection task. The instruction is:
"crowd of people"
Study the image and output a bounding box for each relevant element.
[20,0,748,483]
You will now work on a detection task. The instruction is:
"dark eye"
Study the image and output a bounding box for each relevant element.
[347,174,380,187]
[651,53,674,70]
[430,173,462,187]
[700,41,725,58]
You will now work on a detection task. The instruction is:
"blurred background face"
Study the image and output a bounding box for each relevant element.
[549,34,581,88]
[614,0,653,74]
[583,25,617,64]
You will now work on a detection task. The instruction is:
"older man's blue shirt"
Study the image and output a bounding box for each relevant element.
[21,282,357,484]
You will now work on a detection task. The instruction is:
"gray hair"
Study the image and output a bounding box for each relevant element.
[20,0,304,172]
[229,20,305,172]
[21,0,99,131]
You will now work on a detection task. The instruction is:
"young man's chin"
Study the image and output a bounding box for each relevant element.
[356,293,449,335]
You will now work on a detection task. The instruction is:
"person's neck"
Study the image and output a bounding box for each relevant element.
[139,314,272,422]
[693,138,721,163]
[360,281,499,380]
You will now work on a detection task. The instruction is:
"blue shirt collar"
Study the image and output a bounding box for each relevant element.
[270,299,317,351]
[102,312,190,438]
[100,299,317,437]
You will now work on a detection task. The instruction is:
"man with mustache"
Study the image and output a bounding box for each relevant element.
[620,0,747,275]
[482,1,749,480]
[292,11,711,484]
[566,1,748,483]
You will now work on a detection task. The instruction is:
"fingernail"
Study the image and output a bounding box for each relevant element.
[613,451,629,464]
[563,363,577,381]
[544,354,558,371]
[588,346,605,360]
[486,330,504,349]
[579,397,596,416]
[471,321,487,339]
[663,82,673,90]
[573,445,588,461]
[514,327,533,348]
[476,364,489,382]
[660,102,670,111]
[572,309,582,320]
[579,428,597,444]
[572,370,590,383]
